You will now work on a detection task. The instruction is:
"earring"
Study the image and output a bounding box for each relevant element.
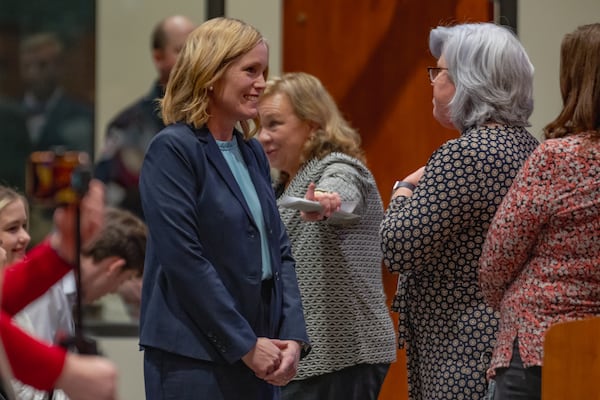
[208,86,213,91]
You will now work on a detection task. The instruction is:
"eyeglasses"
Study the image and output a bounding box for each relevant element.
[427,67,448,82]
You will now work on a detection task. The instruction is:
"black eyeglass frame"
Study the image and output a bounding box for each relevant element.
[427,67,448,82]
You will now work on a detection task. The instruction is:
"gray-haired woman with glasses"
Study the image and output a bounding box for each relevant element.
[380,22,539,400]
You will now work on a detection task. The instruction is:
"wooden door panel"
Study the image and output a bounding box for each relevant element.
[284,2,492,399]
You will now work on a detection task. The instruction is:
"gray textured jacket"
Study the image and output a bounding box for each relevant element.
[278,152,396,379]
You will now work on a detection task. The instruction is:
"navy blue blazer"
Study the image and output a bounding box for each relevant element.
[138,123,309,363]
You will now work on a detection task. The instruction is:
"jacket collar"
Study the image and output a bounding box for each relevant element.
[192,125,271,230]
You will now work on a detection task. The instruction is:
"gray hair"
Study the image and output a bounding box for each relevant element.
[429,23,534,131]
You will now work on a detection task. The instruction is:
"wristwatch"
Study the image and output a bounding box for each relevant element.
[392,180,416,192]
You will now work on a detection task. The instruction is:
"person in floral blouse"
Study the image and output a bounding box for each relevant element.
[479,22,600,400]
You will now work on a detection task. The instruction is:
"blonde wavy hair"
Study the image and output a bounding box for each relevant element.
[260,72,365,164]
[161,17,268,139]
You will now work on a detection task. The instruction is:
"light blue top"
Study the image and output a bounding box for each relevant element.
[217,138,272,279]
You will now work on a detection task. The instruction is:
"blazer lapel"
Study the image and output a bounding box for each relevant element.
[193,126,256,226]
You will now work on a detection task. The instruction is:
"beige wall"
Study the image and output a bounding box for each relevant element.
[518,0,600,139]
[227,0,282,78]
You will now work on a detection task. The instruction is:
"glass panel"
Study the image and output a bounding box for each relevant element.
[0,1,95,249]
[0,0,96,195]
[0,2,137,335]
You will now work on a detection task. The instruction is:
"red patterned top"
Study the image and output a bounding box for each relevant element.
[479,133,600,378]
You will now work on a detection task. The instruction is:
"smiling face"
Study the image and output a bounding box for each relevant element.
[208,41,268,137]
[258,92,314,178]
[431,55,456,129]
[0,198,31,267]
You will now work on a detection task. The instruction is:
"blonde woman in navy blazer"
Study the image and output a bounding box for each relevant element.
[139,17,309,400]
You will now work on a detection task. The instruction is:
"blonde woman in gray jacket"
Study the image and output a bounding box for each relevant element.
[257,72,396,400]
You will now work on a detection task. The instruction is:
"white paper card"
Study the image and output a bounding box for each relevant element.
[278,195,360,222]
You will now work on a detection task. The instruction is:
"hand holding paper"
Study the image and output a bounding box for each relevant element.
[278,183,359,222]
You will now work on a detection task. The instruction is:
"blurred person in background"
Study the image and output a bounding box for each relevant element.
[19,32,93,155]
[19,32,95,246]
[95,15,196,219]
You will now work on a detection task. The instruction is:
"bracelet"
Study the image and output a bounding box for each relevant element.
[392,180,416,192]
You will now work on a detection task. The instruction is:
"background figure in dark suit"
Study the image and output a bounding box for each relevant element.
[19,32,94,155]
[95,15,196,218]
[18,31,95,245]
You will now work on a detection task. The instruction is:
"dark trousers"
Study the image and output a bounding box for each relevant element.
[493,338,541,400]
[144,279,277,400]
[144,347,278,400]
[282,363,390,400]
